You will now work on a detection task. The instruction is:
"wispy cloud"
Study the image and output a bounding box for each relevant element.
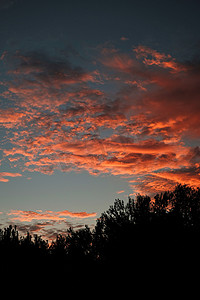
[116,190,125,194]
[8,209,97,222]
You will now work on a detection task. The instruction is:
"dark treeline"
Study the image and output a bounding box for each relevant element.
[1,184,200,277]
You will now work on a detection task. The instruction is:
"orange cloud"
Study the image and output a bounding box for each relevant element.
[0,172,22,182]
[134,45,186,72]
[1,45,200,196]
[117,190,125,194]
[8,209,97,222]
[152,168,200,188]
[0,109,25,128]
[129,165,200,195]
[55,210,97,219]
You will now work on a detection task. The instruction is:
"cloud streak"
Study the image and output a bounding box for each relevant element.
[8,209,97,222]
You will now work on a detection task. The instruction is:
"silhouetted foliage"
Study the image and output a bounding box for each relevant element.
[1,184,200,276]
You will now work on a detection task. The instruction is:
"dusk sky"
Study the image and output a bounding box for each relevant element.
[1,0,200,240]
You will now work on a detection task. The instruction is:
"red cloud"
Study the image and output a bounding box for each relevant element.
[130,166,200,196]
[1,46,200,195]
[102,53,136,72]
[152,168,200,188]
[134,45,186,72]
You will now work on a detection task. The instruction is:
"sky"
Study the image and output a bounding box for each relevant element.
[0,0,200,240]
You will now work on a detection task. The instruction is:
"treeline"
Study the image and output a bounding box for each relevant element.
[1,184,200,275]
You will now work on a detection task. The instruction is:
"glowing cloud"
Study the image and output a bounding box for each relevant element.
[8,209,97,222]
[133,45,186,72]
[1,45,200,195]
[0,172,22,182]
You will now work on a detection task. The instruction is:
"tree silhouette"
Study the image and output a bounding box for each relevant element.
[1,184,200,276]
[92,184,200,272]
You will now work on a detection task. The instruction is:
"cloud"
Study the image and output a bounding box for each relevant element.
[15,221,56,234]
[116,190,125,194]
[0,172,22,182]
[0,109,25,128]
[6,209,96,241]
[4,51,100,111]
[130,165,200,196]
[120,37,129,41]
[152,167,200,188]
[10,51,96,84]
[133,45,186,72]
[6,220,86,242]
[103,46,200,139]
[1,45,200,195]
[129,174,176,196]
[55,210,97,219]
[8,209,97,222]
[102,53,136,72]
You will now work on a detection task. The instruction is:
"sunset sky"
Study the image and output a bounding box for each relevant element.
[1,0,200,240]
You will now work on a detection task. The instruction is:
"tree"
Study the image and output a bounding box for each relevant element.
[66,225,93,263]
[93,196,151,265]
[1,184,200,274]
[93,184,200,269]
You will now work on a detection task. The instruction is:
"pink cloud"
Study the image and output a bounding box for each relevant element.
[0,172,22,182]
[8,209,97,222]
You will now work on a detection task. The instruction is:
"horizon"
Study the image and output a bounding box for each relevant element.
[1,0,200,240]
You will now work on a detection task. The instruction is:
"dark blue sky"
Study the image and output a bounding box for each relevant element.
[1,0,200,55]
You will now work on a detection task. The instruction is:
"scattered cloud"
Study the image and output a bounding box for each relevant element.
[5,219,86,242]
[1,45,200,194]
[4,208,96,240]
